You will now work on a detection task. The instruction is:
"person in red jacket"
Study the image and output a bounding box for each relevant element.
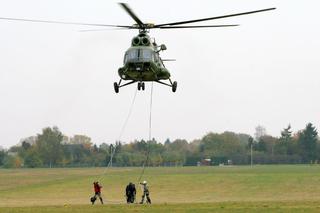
[91,181,104,204]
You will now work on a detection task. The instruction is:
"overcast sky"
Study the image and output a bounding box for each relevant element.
[0,0,319,148]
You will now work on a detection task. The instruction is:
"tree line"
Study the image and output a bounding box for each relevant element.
[0,123,319,168]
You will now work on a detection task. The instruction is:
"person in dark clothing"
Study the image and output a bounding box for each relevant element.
[125,182,136,203]
[91,181,104,205]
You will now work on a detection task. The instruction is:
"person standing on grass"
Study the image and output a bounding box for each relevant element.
[139,180,151,204]
[91,181,104,205]
[126,182,137,203]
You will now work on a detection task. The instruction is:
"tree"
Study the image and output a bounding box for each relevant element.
[99,143,109,151]
[259,135,277,155]
[275,125,292,154]
[18,141,32,159]
[248,136,254,148]
[36,126,63,167]
[200,132,246,164]
[21,141,31,150]
[0,150,7,166]
[164,138,171,146]
[163,151,185,166]
[237,133,251,146]
[3,155,23,168]
[24,148,43,168]
[298,123,318,163]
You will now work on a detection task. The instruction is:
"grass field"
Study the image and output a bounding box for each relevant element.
[1,165,320,212]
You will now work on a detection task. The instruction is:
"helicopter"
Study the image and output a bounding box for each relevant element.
[112,3,276,93]
[0,3,275,93]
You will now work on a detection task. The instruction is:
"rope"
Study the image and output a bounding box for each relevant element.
[148,83,153,141]
[137,82,153,183]
[92,84,153,204]
[100,88,138,176]
[90,88,137,204]
[117,88,138,142]
[96,82,153,193]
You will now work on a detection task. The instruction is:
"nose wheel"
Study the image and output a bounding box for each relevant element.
[114,82,119,93]
[172,81,177,92]
[113,79,137,93]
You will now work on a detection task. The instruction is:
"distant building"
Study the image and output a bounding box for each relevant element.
[70,135,92,145]
[61,136,70,145]
[8,151,18,157]
[198,158,212,166]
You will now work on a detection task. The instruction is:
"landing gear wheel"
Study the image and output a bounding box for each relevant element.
[141,82,145,90]
[138,82,141,90]
[172,81,177,92]
[114,82,119,93]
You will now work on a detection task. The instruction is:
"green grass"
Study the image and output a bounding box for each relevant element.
[1,165,320,212]
[2,202,320,213]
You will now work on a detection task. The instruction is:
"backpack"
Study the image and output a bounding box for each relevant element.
[90,196,96,203]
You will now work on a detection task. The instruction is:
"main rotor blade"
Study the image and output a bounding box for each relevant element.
[79,28,134,32]
[162,59,176,61]
[118,3,144,28]
[159,24,239,29]
[154,8,276,27]
[0,17,131,28]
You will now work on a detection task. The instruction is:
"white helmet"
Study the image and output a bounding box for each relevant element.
[143,180,147,184]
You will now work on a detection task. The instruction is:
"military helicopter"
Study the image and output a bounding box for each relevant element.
[0,3,275,93]
[112,3,275,93]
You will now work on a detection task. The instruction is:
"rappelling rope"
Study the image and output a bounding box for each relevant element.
[137,82,153,183]
[96,83,153,198]
[117,88,138,142]
[100,88,138,176]
[92,84,153,204]
[148,83,153,142]
[92,88,138,204]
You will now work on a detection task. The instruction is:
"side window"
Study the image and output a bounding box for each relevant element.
[155,53,163,67]
[154,53,159,62]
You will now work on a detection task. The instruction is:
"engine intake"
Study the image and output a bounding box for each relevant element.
[141,37,150,46]
[132,37,140,46]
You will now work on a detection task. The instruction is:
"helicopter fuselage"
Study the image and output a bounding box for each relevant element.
[114,32,177,92]
[118,33,170,82]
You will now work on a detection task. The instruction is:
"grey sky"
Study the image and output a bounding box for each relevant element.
[0,0,319,148]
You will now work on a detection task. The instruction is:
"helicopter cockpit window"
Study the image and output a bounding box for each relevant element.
[125,49,154,63]
[140,49,153,61]
[125,49,139,63]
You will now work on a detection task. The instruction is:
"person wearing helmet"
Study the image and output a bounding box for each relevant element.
[139,180,151,204]
[91,181,104,205]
